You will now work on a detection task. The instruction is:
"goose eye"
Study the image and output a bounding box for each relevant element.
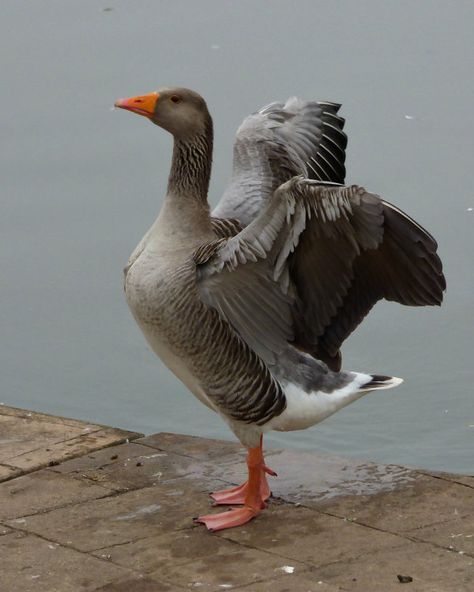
[170,95,182,104]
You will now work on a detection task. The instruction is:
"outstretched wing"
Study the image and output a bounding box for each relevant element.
[287,188,446,369]
[213,98,347,226]
[198,177,445,371]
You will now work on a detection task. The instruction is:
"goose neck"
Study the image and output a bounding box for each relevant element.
[167,119,213,203]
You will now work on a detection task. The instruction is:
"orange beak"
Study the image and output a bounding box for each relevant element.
[114,92,159,118]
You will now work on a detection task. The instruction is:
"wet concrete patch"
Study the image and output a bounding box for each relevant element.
[217,448,419,503]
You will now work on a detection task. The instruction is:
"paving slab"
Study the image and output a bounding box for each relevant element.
[406,513,474,556]
[49,442,210,492]
[0,406,473,592]
[0,469,115,521]
[315,539,474,591]
[0,524,12,536]
[0,413,86,462]
[94,577,183,591]
[311,473,473,533]
[146,534,310,590]
[422,470,474,490]
[237,574,345,591]
[138,431,244,460]
[0,463,21,481]
[452,476,474,489]
[0,404,107,428]
[0,405,142,481]
[218,504,404,567]
[6,481,213,551]
[0,531,132,592]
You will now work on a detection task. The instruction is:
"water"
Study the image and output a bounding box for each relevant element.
[1,0,473,473]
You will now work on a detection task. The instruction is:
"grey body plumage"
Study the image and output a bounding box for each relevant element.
[118,87,445,449]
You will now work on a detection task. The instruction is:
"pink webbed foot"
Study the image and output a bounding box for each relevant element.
[210,481,250,505]
[210,464,275,506]
[194,506,260,532]
[195,437,275,531]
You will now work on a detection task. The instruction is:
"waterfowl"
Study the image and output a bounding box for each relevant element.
[114,87,445,531]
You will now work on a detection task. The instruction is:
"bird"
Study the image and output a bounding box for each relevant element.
[114,87,445,531]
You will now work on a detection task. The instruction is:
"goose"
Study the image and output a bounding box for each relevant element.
[114,87,445,531]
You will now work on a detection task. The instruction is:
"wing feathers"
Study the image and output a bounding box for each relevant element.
[201,177,445,372]
[213,97,347,223]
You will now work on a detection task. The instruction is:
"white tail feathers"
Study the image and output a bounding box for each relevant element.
[266,373,403,433]
[362,375,404,391]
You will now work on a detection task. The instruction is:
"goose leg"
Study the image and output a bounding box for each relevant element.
[194,440,273,531]
[210,436,276,505]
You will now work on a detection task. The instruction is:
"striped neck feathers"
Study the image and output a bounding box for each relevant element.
[167,118,213,202]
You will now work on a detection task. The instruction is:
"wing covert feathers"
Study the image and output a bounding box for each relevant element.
[210,216,243,238]
[200,177,445,371]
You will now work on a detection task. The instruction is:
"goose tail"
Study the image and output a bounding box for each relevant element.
[361,374,404,391]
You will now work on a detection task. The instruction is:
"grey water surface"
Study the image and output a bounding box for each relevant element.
[1,0,473,473]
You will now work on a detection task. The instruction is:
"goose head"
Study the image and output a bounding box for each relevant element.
[114,87,211,140]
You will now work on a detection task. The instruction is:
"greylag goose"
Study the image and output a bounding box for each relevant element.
[114,88,445,531]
